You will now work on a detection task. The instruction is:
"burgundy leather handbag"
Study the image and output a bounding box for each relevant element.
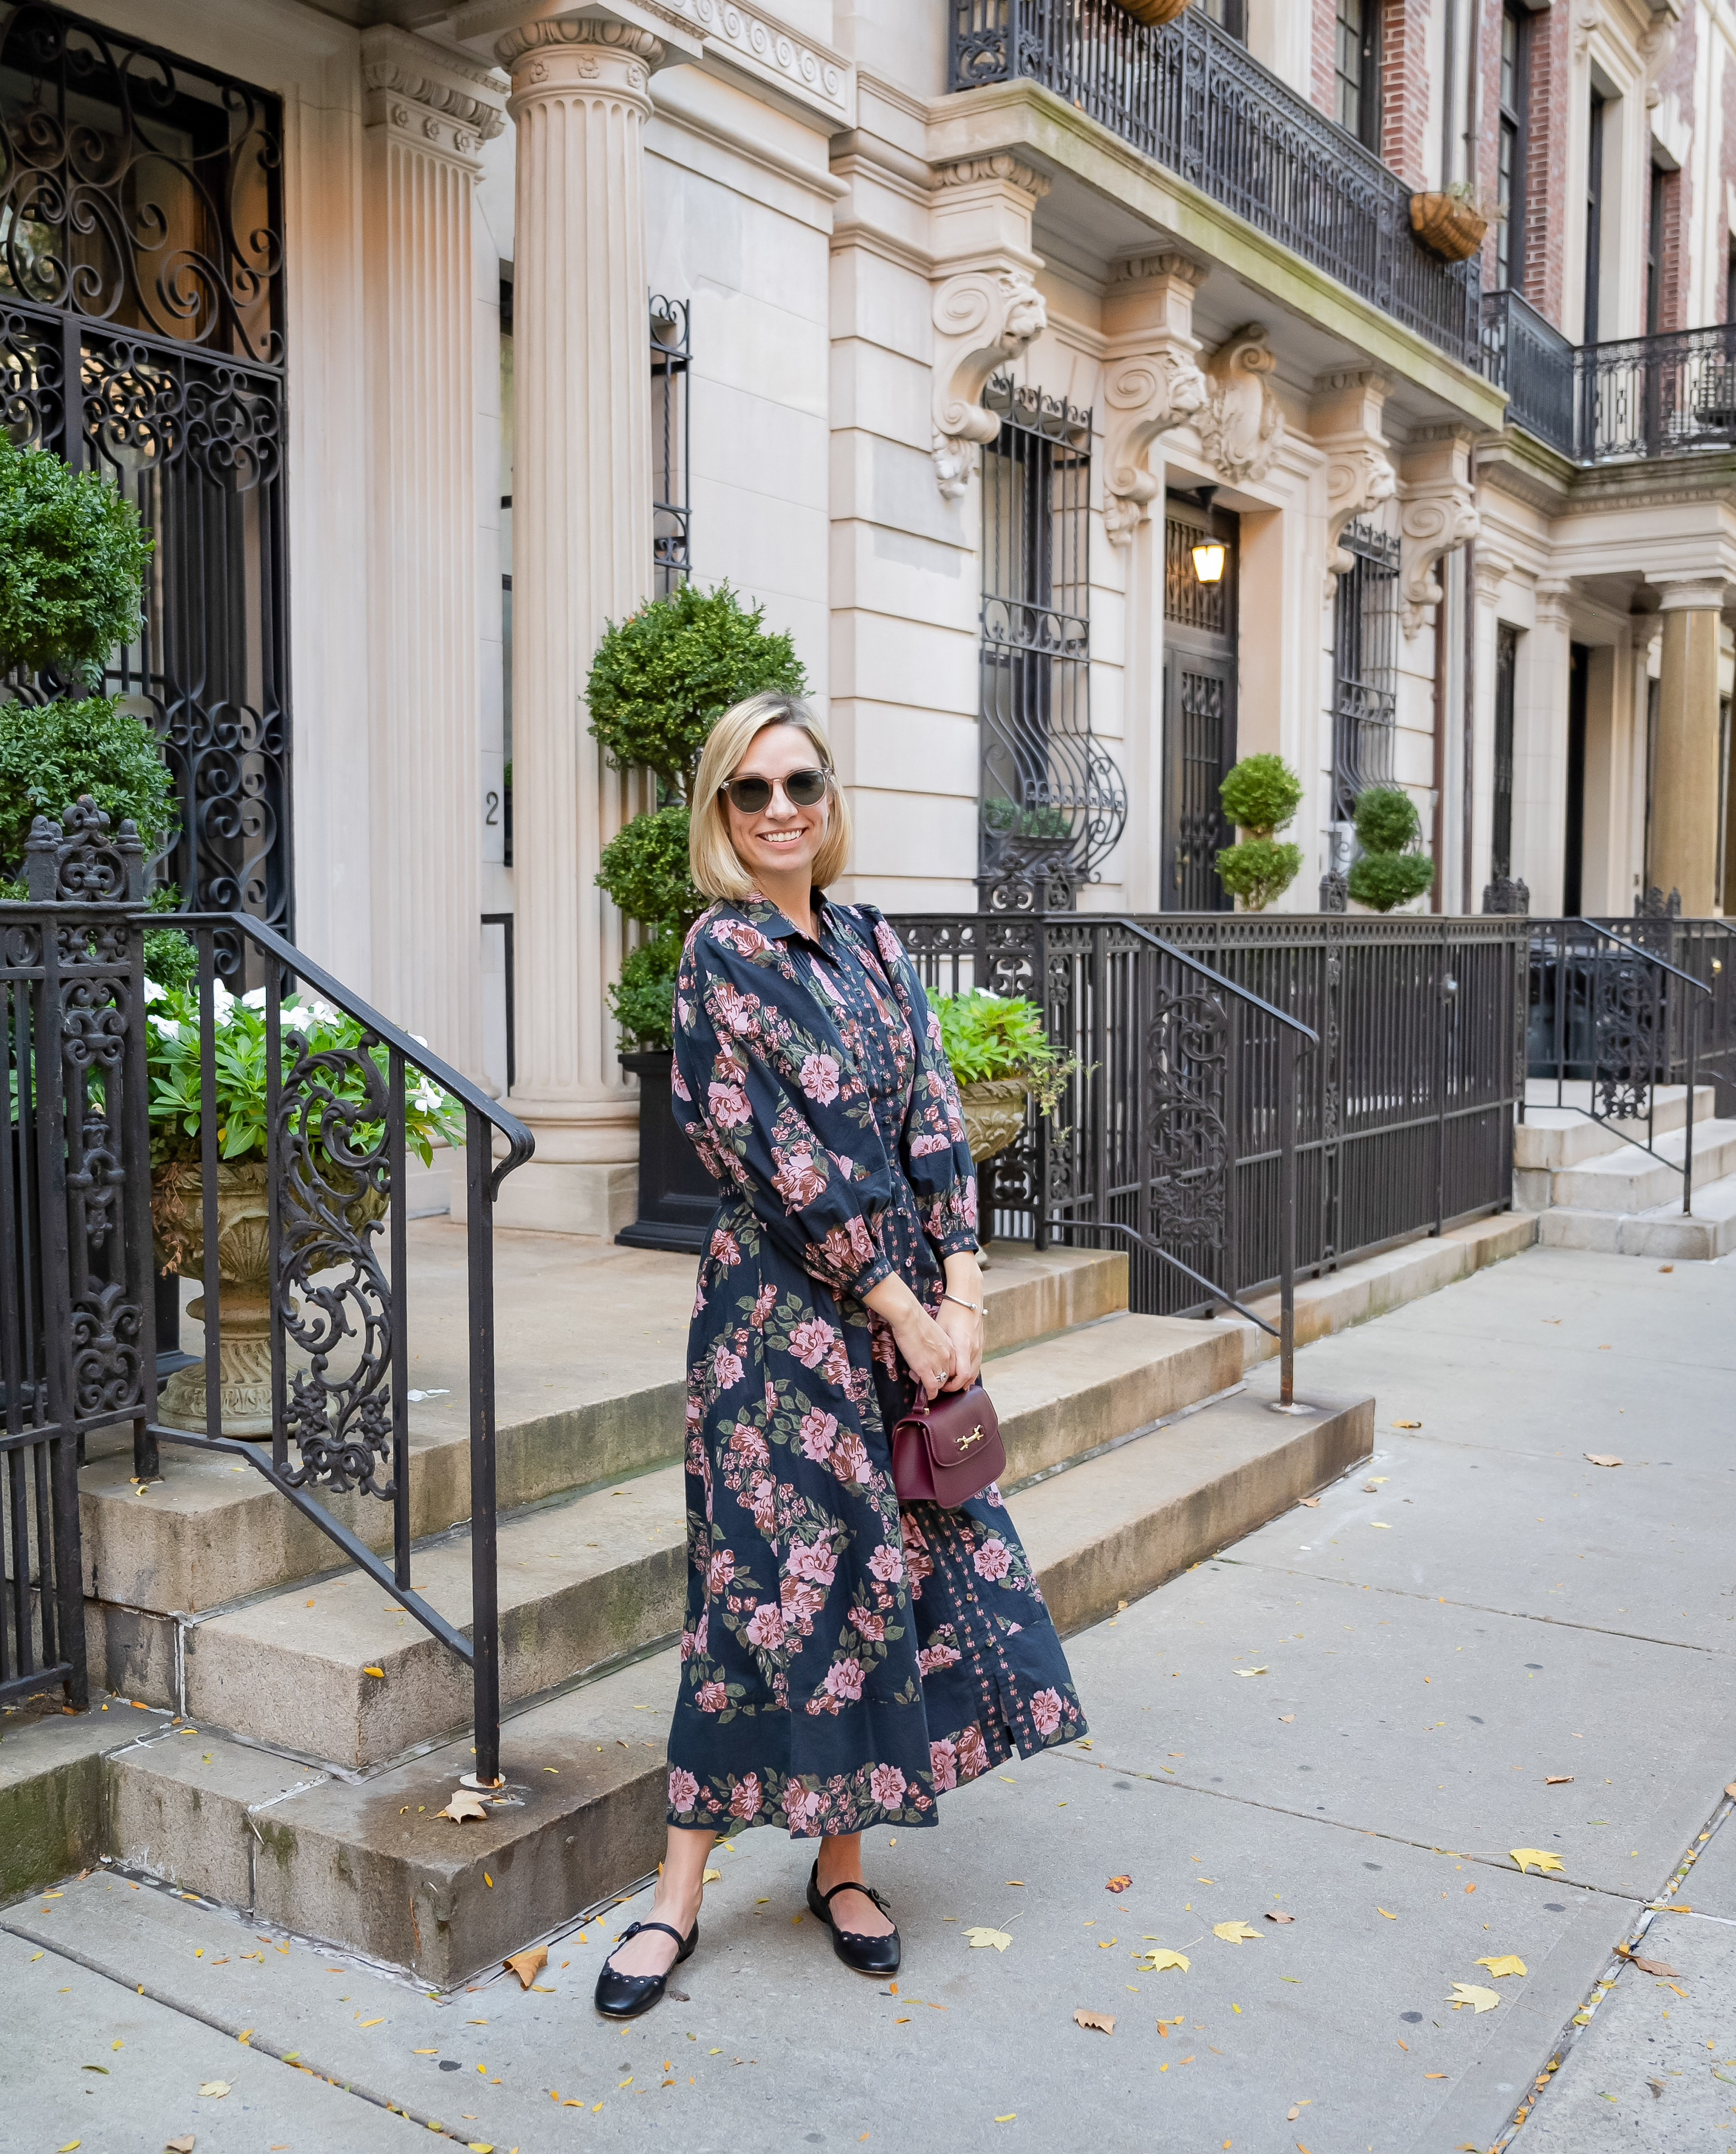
[892,1381,1006,1509]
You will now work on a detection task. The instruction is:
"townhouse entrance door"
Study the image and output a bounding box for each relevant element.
[1161,496,1240,912]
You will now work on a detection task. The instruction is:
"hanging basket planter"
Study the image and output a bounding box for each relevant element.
[1113,0,1196,22]
[1409,191,1489,264]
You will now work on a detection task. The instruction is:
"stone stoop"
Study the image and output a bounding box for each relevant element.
[2,1234,1373,1979]
[1516,1089,1736,1259]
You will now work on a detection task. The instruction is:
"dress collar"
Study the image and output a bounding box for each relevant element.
[738,889,834,948]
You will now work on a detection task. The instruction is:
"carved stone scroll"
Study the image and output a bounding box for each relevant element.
[1313,369,1396,590]
[1398,426,1480,636]
[931,269,1047,499]
[1197,324,1284,484]
[1101,254,1208,546]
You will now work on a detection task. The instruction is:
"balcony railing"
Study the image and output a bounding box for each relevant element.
[949,1,1481,366]
[1484,295,1736,464]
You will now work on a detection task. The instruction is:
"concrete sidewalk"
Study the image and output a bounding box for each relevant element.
[4,1245,1733,2154]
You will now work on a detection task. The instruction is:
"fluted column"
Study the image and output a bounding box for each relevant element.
[497,21,660,1235]
[1648,577,1726,913]
[361,30,504,1079]
[1468,550,1511,906]
[1515,579,1573,917]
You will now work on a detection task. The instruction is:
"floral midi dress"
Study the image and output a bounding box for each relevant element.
[664,891,1087,1839]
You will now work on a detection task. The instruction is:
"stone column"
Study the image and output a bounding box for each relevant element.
[1515,579,1573,917]
[495,20,662,1235]
[360,30,505,1079]
[1468,549,1512,905]
[1648,576,1726,913]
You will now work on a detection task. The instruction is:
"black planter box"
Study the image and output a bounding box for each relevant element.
[615,1049,719,1254]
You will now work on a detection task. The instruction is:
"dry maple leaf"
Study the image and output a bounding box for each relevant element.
[1105,1875,1132,1893]
[1213,1921,1259,1944]
[1137,1948,1191,1972]
[1509,1848,1565,1875]
[1073,2009,1115,2034]
[964,1927,1012,1953]
[1629,1955,1680,1978]
[504,1946,547,1991]
[165,2139,195,2153]
[1476,1955,1527,1978]
[1265,1911,1296,1924]
[1544,1776,1575,1785]
[1448,1982,1500,2013]
[437,1791,490,1824]
[1584,1454,1623,1469]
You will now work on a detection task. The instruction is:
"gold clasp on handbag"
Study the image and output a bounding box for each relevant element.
[958,1425,985,1452]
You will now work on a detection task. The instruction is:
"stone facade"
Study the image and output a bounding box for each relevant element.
[63,0,1736,1234]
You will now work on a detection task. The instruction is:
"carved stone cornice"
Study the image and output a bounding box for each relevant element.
[660,0,851,124]
[1472,549,1513,603]
[1101,255,1208,546]
[1652,574,1728,612]
[1197,324,1283,485]
[495,19,664,73]
[1533,576,1574,630]
[935,154,1051,200]
[1313,369,1395,589]
[361,26,507,161]
[1397,426,1480,636]
[931,269,1047,499]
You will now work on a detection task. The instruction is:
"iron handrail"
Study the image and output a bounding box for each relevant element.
[143,912,534,1785]
[1039,914,1316,1411]
[1530,917,1708,1214]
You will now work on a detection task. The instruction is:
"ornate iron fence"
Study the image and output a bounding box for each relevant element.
[0,802,531,1784]
[893,908,1526,1376]
[1,2,293,968]
[949,0,1481,365]
[1527,918,1715,1210]
[1481,289,1576,458]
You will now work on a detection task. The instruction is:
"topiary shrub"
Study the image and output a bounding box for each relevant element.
[589,584,808,1049]
[0,434,154,686]
[1215,752,1303,912]
[0,692,176,868]
[1346,785,1435,912]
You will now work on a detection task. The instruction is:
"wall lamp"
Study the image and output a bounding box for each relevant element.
[1190,482,1225,584]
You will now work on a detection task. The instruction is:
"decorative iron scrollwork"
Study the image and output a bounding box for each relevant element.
[1145,986,1230,1250]
[276,1025,396,1499]
[1591,954,1657,1122]
[1481,875,1530,917]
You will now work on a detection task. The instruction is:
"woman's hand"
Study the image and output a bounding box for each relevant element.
[933,1296,984,1393]
[890,1302,958,1398]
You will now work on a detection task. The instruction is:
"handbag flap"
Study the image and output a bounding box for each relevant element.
[916,1384,1001,1473]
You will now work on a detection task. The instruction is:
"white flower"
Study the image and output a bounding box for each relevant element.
[143,978,167,1005]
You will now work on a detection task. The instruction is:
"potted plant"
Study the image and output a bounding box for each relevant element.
[1214,753,1304,913]
[1409,182,1492,264]
[933,989,1082,1256]
[587,581,806,1251]
[1116,0,1197,26]
[1346,786,1437,913]
[146,980,463,1436]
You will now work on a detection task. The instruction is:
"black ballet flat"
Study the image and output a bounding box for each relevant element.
[806,1861,902,1976]
[593,1917,698,2019]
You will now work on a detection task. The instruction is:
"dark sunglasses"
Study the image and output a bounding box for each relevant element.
[720,767,828,814]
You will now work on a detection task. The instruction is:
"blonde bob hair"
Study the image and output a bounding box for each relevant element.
[689,692,853,901]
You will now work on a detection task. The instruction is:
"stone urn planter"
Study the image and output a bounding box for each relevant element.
[958,1077,1031,1170]
[151,1159,387,1438]
[1409,191,1488,263]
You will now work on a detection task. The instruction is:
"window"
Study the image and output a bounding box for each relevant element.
[1727,243,1736,325]
[1585,91,1606,345]
[1201,0,1247,35]
[1335,0,1382,151]
[651,296,691,595]
[1496,4,1530,292]
[1646,162,1667,335]
[978,380,1124,895]
[1492,624,1519,882]
[1331,522,1401,822]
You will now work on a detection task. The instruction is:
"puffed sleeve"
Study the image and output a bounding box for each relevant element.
[671,910,898,1300]
[864,912,980,1258]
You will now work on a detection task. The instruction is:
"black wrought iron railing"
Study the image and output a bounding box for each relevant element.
[1483,296,1736,465]
[949,0,1482,366]
[1527,919,1716,1210]
[894,908,1529,1399]
[0,801,531,1788]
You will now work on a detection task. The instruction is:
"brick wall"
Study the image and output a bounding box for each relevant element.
[1313,0,1337,116]
[1653,0,1696,332]
[1378,0,1432,188]
[1520,0,1569,327]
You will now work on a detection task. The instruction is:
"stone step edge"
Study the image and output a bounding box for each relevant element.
[79,1388,1373,1984]
[76,1247,1133,1623]
[1233,1210,1538,1364]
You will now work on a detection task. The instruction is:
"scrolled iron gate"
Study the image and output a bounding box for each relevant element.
[0,0,291,972]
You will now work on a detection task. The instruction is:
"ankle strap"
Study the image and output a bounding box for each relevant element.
[620,1918,688,1946]
[815,1875,891,1917]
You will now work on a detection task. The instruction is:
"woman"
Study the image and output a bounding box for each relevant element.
[595,691,1087,2019]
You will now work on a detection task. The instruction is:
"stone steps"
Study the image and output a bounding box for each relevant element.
[1513,1082,1710,1195]
[1541,1115,1736,1214]
[77,1377,1371,1987]
[1535,1165,1736,1259]
[173,1309,1241,1770]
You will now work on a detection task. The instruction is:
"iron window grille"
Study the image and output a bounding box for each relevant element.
[978,376,1124,899]
[0,0,291,974]
[651,295,690,593]
[1493,623,1519,882]
[1331,520,1401,822]
[1161,497,1237,913]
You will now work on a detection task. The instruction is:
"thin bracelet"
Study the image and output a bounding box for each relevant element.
[942,1290,983,1314]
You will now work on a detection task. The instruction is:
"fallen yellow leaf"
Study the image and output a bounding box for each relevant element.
[1544,1776,1575,1785]
[1213,1921,1259,1944]
[1137,1948,1191,1972]
[702,1869,722,1884]
[1105,1875,1132,1893]
[363,1666,386,1678]
[1073,2009,1115,2033]
[1476,1956,1527,1978]
[1369,1522,1393,1529]
[1235,1667,1269,1677]
[1448,1982,1500,2013]
[1299,1496,1320,1508]
[504,1946,547,1991]
[1509,1848,1565,1876]
[357,2016,384,2028]
[166,2138,195,2153]
[964,1927,1012,1953]
[1393,1420,1421,1429]
[994,2117,1017,2125]
[437,1791,490,1824]
[1584,1454,1622,1469]
[1377,1907,1397,1921]
[197,2081,231,2098]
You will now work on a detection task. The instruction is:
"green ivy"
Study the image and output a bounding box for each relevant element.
[0,694,177,873]
[0,435,153,686]
[587,582,806,805]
